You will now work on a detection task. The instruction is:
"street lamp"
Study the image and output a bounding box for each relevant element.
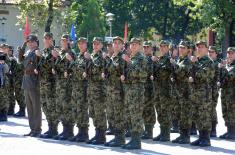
[106,13,114,37]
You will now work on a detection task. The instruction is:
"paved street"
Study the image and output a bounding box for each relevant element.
[0,96,235,155]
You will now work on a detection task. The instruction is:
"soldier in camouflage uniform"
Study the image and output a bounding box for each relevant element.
[219,47,235,140]
[39,32,59,139]
[86,37,107,145]
[53,34,75,140]
[104,36,126,147]
[68,37,90,142]
[208,46,220,137]
[171,41,193,144]
[190,41,215,147]
[141,41,156,139]
[121,38,147,150]
[152,40,172,142]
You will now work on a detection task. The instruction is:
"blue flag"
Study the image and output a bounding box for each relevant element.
[70,24,76,43]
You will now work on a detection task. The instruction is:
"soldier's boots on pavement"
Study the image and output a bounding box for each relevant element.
[141,125,153,139]
[87,129,106,145]
[0,109,8,122]
[105,130,125,147]
[40,122,58,139]
[14,106,26,117]
[210,121,217,137]
[58,124,74,140]
[153,126,170,142]
[69,127,89,142]
[122,132,141,150]
[190,122,198,135]
[170,120,179,133]
[172,129,190,144]
[54,124,67,140]
[220,125,235,140]
[191,130,211,147]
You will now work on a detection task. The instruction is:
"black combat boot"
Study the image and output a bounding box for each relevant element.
[122,132,141,150]
[40,122,58,139]
[54,124,67,140]
[92,129,106,145]
[14,106,26,117]
[69,127,89,142]
[59,124,74,140]
[141,125,153,139]
[170,120,179,133]
[106,122,114,135]
[191,130,203,146]
[190,122,197,135]
[153,126,170,142]
[0,109,8,122]
[172,129,190,144]
[105,130,125,147]
[87,129,99,144]
[199,130,211,147]
[210,121,217,137]
[7,104,15,115]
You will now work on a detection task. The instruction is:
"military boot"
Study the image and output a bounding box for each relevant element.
[14,106,26,117]
[191,131,203,146]
[0,109,8,122]
[92,129,106,145]
[190,122,197,135]
[153,126,170,142]
[170,120,179,133]
[122,132,141,150]
[40,122,58,139]
[199,130,211,147]
[54,124,67,140]
[105,130,125,147]
[225,125,235,140]
[7,104,15,115]
[210,121,217,137]
[141,125,153,139]
[172,129,190,144]
[59,124,74,140]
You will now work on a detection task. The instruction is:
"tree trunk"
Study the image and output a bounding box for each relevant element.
[44,0,54,32]
[222,21,232,58]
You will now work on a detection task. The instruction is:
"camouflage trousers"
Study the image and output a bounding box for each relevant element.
[8,84,15,109]
[124,83,145,134]
[191,85,212,131]
[106,83,125,132]
[221,87,235,126]
[15,79,25,108]
[171,84,180,123]
[105,84,115,129]
[56,78,74,124]
[0,87,8,110]
[87,81,107,130]
[71,81,89,128]
[211,85,219,123]
[41,81,59,124]
[143,81,156,126]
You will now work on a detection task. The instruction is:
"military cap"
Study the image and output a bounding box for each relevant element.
[44,32,53,39]
[26,34,38,42]
[196,40,207,46]
[77,37,88,43]
[143,41,152,47]
[130,37,141,44]
[61,34,70,40]
[93,37,103,43]
[112,36,124,44]
[189,42,195,49]
[0,43,9,48]
[106,41,113,45]
[227,47,235,53]
[159,40,170,46]
[208,46,218,53]
[179,40,189,48]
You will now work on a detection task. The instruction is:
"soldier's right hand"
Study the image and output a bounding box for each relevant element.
[84,52,91,59]
[82,72,87,78]
[52,68,56,75]
[151,56,159,62]
[64,71,68,78]
[190,56,198,63]
[188,76,194,83]
[217,81,221,87]
[150,75,154,80]
[52,50,59,58]
[122,54,130,63]
[120,75,125,81]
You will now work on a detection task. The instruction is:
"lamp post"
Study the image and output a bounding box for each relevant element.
[106,13,114,37]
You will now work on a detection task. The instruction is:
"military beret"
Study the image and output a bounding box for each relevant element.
[143,41,152,47]
[77,37,88,43]
[26,34,38,42]
[112,36,124,44]
[93,37,103,43]
[44,32,53,39]
[196,41,207,46]
[208,46,218,53]
[159,40,170,46]
[227,47,235,53]
[179,40,190,48]
[61,34,70,40]
[130,37,141,44]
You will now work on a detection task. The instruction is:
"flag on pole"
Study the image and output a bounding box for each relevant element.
[23,16,30,40]
[70,23,77,43]
[124,22,128,43]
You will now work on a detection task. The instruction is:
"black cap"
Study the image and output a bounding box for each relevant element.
[44,32,53,39]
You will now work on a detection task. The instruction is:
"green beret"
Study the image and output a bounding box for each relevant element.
[112,36,124,44]
[227,47,235,53]
[44,32,53,39]
[196,41,207,46]
[130,37,141,44]
[93,37,103,43]
[77,37,88,43]
[159,40,170,46]
[143,41,152,47]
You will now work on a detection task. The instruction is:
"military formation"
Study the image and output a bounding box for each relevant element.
[0,32,235,150]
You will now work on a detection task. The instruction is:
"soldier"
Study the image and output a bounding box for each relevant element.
[104,36,126,147]
[121,37,147,149]
[53,34,75,140]
[152,40,172,142]
[208,46,220,137]
[141,41,156,139]
[171,41,193,144]
[39,32,59,139]
[190,41,214,147]
[219,47,235,140]
[19,34,42,137]
[86,37,107,145]
[68,37,90,142]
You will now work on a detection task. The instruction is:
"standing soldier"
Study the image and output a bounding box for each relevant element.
[208,46,220,137]
[152,40,172,142]
[104,36,126,147]
[19,34,42,137]
[141,41,156,139]
[86,37,107,145]
[219,47,235,140]
[68,37,90,142]
[190,41,214,147]
[171,41,193,144]
[121,38,147,149]
[39,32,59,139]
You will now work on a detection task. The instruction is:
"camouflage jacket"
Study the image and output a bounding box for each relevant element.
[212,58,220,87]
[220,60,235,89]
